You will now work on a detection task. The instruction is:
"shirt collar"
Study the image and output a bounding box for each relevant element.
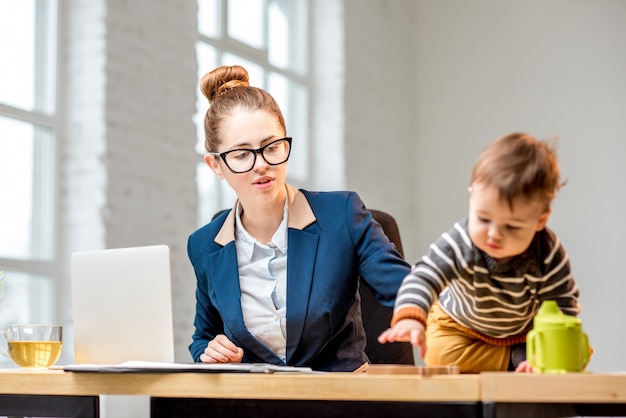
[214,184,315,246]
[234,197,289,260]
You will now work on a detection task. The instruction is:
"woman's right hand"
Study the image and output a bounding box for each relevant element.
[200,334,244,363]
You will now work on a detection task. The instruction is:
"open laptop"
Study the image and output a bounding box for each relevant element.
[70,244,175,364]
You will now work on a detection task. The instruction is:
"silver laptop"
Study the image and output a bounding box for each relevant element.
[70,244,175,364]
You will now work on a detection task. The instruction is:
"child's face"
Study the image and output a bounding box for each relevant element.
[468,182,550,262]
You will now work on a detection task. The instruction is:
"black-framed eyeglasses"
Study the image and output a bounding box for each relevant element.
[209,137,292,174]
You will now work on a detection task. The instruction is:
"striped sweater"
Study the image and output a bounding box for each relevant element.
[393,218,579,339]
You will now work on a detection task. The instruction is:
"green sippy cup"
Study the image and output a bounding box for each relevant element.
[526,300,589,373]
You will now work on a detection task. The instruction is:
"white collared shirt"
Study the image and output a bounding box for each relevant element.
[235,200,288,362]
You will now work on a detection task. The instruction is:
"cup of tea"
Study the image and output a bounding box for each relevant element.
[0,324,63,368]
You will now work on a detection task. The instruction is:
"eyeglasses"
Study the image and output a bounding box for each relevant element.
[209,137,292,174]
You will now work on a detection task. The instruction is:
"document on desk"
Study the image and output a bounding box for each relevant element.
[62,361,317,374]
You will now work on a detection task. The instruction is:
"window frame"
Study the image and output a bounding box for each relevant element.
[0,0,61,361]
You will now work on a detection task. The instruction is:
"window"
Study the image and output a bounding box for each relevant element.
[195,0,309,225]
[0,0,59,365]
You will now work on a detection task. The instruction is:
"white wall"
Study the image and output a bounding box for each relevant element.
[408,0,626,372]
[343,0,417,252]
[343,0,626,372]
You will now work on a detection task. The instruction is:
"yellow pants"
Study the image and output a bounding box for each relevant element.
[424,302,511,373]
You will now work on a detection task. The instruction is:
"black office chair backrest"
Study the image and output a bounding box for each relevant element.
[210,208,414,365]
[360,209,414,365]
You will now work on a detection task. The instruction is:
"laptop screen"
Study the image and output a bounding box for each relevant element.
[70,245,175,364]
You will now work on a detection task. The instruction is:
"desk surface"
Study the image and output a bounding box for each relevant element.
[0,369,480,402]
[481,371,626,403]
[3,369,626,404]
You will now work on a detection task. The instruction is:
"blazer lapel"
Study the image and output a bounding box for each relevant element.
[284,185,319,360]
[285,228,319,360]
[207,244,246,335]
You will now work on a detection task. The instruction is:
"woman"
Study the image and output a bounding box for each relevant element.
[188,65,411,372]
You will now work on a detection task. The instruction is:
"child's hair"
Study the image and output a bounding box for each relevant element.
[471,132,563,211]
[199,65,286,153]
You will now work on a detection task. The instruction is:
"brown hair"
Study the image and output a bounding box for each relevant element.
[471,132,563,211]
[199,65,286,152]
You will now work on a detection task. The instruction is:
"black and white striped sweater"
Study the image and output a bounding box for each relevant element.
[393,218,579,340]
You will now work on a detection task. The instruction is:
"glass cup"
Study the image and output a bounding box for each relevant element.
[0,324,63,368]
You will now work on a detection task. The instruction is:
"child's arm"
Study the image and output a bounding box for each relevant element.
[538,229,579,315]
[378,318,426,359]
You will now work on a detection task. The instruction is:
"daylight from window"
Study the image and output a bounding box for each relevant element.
[0,1,36,259]
[0,1,57,367]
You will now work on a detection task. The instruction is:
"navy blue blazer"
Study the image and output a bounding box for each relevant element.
[187,185,411,371]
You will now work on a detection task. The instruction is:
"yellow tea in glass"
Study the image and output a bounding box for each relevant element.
[1,324,63,368]
[8,340,63,368]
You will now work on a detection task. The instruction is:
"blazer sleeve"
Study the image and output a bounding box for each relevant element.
[187,225,226,362]
[346,193,412,307]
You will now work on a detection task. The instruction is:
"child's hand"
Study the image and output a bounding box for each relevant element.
[514,360,536,373]
[377,319,426,359]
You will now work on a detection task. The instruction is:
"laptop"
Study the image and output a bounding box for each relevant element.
[70,244,175,364]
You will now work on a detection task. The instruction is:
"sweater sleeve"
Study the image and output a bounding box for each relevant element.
[536,228,580,316]
[391,220,473,325]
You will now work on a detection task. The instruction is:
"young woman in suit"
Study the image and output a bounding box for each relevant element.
[188,65,411,372]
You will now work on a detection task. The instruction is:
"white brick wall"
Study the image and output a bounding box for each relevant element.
[60,0,199,366]
[58,0,109,359]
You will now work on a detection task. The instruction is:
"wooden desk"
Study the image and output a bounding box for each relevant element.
[481,372,626,418]
[4,368,626,418]
[0,369,481,418]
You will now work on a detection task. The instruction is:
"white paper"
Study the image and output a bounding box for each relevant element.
[62,360,317,374]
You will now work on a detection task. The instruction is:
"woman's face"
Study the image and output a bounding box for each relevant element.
[204,108,288,208]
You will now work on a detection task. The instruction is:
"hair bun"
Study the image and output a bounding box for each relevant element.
[199,65,250,103]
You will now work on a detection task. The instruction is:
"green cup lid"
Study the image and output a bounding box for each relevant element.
[534,300,581,328]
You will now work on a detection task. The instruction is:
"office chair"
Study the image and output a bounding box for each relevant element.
[209,207,414,365]
[360,209,414,364]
